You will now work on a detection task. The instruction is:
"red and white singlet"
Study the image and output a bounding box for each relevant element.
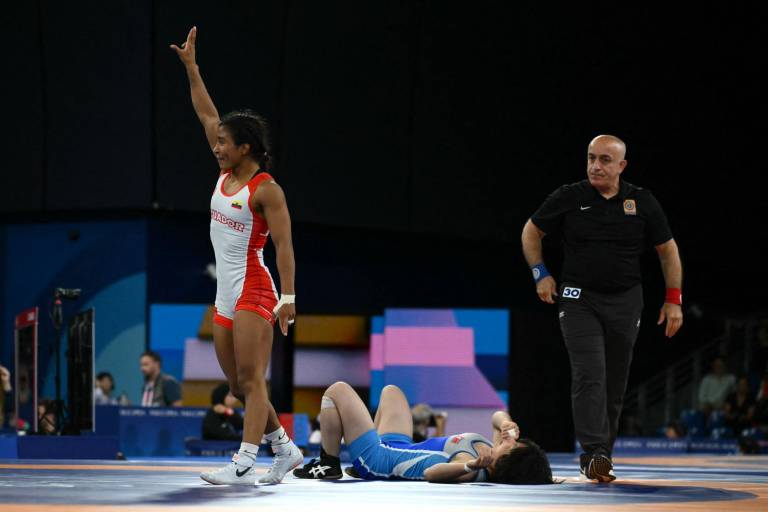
[209,170,279,328]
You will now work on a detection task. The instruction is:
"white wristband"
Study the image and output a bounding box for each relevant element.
[463,463,475,473]
[273,294,296,324]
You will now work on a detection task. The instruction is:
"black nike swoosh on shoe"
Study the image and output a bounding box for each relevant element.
[235,467,252,477]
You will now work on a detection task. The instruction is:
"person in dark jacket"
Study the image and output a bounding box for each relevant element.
[203,383,244,441]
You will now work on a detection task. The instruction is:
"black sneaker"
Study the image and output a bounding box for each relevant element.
[578,453,592,479]
[588,454,616,483]
[344,466,361,478]
[293,450,342,480]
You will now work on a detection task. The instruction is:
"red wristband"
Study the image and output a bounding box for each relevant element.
[665,288,682,305]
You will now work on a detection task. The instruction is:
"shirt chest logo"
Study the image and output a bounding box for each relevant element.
[231,200,243,210]
[623,199,637,215]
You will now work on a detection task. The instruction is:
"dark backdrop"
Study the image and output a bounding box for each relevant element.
[3,2,765,283]
[1,1,766,451]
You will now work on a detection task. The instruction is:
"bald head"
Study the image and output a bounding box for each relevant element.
[586,134,628,196]
[589,135,626,160]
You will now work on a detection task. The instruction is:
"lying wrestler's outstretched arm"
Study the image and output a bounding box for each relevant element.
[423,446,493,484]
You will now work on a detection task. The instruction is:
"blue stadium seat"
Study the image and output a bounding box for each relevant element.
[708,410,726,430]
[710,427,735,440]
[740,427,764,440]
[680,409,705,433]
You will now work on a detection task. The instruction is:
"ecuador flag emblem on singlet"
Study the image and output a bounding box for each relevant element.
[231,200,243,210]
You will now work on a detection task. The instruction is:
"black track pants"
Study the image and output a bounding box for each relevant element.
[558,283,643,457]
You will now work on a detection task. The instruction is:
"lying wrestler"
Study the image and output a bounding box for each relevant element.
[294,382,553,484]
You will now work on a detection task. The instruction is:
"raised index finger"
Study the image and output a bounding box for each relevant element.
[188,26,197,46]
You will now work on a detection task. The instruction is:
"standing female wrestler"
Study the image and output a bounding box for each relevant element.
[171,27,301,485]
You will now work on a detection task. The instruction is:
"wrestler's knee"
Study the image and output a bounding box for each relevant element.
[381,384,405,397]
[326,381,354,398]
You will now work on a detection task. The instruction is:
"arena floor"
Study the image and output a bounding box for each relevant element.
[1,454,767,511]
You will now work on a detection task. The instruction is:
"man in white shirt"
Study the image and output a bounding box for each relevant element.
[698,357,736,413]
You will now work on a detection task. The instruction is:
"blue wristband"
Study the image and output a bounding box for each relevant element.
[531,263,550,283]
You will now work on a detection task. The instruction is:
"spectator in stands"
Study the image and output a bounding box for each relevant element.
[202,383,243,441]
[754,364,768,430]
[663,420,687,439]
[139,351,182,407]
[411,403,447,442]
[757,363,768,402]
[723,376,755,435]
[0,364,11,428]
[755,319,768,381]
[698,357,736,414]
[38,399,57,435]
[94,372,119,405]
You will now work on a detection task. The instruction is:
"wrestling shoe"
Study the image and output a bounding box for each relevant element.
[580,454,616,483]
[344,466,361,478]
[200,452,258,485]
[258,440,304,484]
[293,449,342,480]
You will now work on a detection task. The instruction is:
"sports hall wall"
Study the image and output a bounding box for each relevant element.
[0,221,148,404]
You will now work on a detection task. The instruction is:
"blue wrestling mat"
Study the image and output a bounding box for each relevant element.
[0,453,766,511]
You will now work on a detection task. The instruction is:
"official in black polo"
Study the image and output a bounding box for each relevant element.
[521,134,683,482]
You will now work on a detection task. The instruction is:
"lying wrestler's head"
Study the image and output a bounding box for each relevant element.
[487,438,553,485]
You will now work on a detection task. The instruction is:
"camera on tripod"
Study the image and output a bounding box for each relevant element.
[55,288,82,300]
[48,286,94,435]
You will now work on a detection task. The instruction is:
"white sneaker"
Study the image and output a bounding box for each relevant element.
[200,453,258,485]
[258,441,304,484]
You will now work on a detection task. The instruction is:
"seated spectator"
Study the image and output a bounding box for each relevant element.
[0,364,11,428]
[755,319,768,382]
[757,363,768,402]
[698,357,736,414]
[723,376,755,434]
[38,399,57,435]
[94,372,119,405]
[202,383,243,440]
[663,420,687,439]
[139,351,182,407]
[754,364,768,429]
[411,403,447,442]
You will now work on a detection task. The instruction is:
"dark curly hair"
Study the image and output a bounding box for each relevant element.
[210,383,230,406]
[219,109,272,171]
[140,350,162,365]
[489,438,553,485]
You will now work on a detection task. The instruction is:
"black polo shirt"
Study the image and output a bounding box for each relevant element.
[531,179,673,293]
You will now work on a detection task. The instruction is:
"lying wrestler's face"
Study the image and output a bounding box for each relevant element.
[491,436,524,465]
[486,435,526,476]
